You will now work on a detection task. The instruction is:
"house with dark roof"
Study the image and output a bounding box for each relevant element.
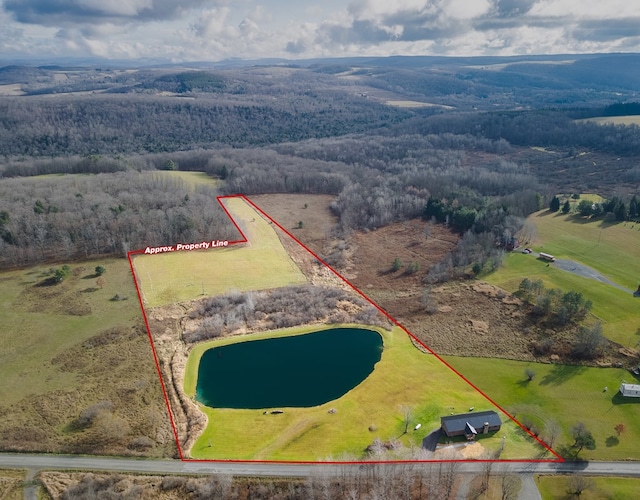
[441,410,501,439]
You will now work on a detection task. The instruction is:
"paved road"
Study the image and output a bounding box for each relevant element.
[2,453,640,478]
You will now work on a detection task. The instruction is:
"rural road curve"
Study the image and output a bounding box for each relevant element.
[2,453,640,478]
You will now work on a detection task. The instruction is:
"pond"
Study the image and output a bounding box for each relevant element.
[195,327,383,409]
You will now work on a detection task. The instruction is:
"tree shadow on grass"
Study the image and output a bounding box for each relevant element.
[516,378,534,388]
[539,364,586,386]
[605,436,619,447]
[35,277,59,287]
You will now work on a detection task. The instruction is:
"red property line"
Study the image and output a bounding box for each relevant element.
[128,194,564,464]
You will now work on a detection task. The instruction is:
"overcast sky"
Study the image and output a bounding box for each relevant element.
[2,0,640,62]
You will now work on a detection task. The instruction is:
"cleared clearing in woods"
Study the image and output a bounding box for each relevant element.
[131,197,307,308]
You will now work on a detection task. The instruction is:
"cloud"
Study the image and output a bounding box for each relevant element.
[1,0,640,62]
[3,0,212,26]
[571,18,640,42]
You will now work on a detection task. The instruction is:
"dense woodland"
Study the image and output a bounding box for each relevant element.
[1,55,640,271]
[0,173,238,267]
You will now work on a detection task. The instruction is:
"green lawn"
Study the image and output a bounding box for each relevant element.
[529,209,640,291]
[485,205,640,347]
[0,258,141,406]
[537,475,640,499]
[131,197,307,308]
[186,325,544,461]
[444,356,640,461]
[485,252,640,347]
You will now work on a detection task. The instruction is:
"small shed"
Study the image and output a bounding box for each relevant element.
[619,383,640,397]
[440,410,501,438]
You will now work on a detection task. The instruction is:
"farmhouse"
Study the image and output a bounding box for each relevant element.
[619,383,640,397]
[440,410,501,439]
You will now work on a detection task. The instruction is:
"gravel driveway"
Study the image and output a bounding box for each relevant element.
[551,257,633,294]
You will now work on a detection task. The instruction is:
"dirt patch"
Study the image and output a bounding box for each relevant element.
[348,219,459,292]
[248,194,338,256]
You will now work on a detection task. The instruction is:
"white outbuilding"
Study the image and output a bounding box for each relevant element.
[619,383,640,397]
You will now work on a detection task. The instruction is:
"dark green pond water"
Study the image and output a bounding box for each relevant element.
[195,327,383,409]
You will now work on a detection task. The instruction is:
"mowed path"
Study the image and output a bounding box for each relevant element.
[131,196,307,307]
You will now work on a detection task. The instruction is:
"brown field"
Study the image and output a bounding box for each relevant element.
[0,259,175,457]
[248,195,630,364]
[247,195,542,360]
[0,469,24,500]
[248,193,338,256]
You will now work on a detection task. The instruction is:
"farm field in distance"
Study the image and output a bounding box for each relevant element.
[576,115,640,126]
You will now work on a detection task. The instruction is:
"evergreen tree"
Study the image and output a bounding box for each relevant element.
[549,196,560,212]
[562,200,571,214]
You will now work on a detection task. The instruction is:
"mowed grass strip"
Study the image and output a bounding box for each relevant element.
[444,356,640,461]
[537,475,640,499]
[132,197,307,307]
[486,252,639,347]
[0,258,141,406]
[186,325,544,461]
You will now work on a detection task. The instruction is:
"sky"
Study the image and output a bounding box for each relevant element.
[1,0,640,62]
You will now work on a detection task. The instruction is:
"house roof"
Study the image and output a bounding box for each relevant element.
[441,410,501,434]
[620,383,640,394]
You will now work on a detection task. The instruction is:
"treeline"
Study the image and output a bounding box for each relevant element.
[0,172,238,268]
[0,133,546,269]
[570,195,640,222]
[399,110,640,156]
[184,285,386,343]
[51,462,476,500]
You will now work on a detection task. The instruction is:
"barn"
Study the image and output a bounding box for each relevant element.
[440,410,502,439]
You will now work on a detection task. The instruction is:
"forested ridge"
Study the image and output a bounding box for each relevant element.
[0,94,409,156]
[2,56,640,270]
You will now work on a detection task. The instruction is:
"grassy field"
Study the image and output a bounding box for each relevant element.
[0,259,141,406]
[485,208,640,347]
[577,115,640,126]
[0,258,173,456]
[185,325,544,461]
[486,252,639,347]
[530,209,640,290]
[131,196,307,308]
[444,356,640,461]
[148,170,218,188]
[537,475,640,499]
